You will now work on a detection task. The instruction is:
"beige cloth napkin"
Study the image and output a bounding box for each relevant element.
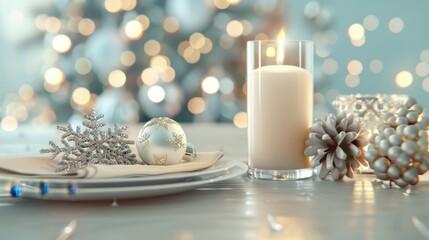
[0,152,224,179]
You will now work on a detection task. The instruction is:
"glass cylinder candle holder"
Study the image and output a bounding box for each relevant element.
[247,38,314,180]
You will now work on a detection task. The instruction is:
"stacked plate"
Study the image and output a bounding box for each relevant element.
[0,158,247,201]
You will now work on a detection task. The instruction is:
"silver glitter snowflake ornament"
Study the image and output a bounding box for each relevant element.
[304,111,369,181]
[40,109,141,173]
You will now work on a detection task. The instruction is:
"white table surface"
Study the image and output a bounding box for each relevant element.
[1,124,429,240]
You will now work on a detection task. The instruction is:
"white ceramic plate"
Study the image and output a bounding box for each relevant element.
[0,158,238,188]
[18,160,247,201]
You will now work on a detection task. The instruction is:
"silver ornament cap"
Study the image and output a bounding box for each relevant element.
[183,143,197,162]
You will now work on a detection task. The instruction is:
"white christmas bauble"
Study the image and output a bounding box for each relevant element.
[136,117,187,165]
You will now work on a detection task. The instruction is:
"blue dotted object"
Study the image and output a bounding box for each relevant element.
[10,184,22,198]
[40,182,49,196]
[67,184,77,196]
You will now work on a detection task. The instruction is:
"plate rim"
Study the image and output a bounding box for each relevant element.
[20,160,248,200]
[0,157,239,186]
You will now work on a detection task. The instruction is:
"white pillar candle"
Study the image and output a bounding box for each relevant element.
[248,65,313,170]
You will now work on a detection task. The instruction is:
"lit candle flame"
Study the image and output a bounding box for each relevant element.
[276,28,286,64]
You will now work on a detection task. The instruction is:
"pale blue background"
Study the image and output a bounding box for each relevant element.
[286,0,429,111]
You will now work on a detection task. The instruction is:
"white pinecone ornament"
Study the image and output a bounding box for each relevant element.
[364,97,429,188]
[304,112,369,181]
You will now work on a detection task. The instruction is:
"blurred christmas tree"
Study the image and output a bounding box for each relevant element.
[1,0,335,131]
[1,0,289,127]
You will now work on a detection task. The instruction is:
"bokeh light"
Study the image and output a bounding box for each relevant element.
[183,47,201,64]
[345,74,360,88]
[44,67,64,85]
[315,45,330,58]
[104,0,122,13]
[389,18,404,33]
[348,24,365,40]
[44,81,61,93]
[422,77,429,92]
[241,20,253,36]
[266,47,276,57]
[219,35,234,49]
[160,66,176,82]
[415,62,429,77]
[190,32,206,49]
[150,55,169,72]
[213,0,230,10]
[125,20,144,40]
[351,36,366,47]
[254,33,269,40]
[148,85,165,103]
[144,40,161,56]
[1,116,18,132]
[72,87,91,105]
[108,70,126,88]
[78,18,96,36]
[369,59,383,73]
[52,34,72,53]
[202,76,220,94]
[227,0,240,5]
[322,58,338,75]
[75,58,92,75]
[395,71,413,88]
[120,51,136,67]
[304,1,320,19]
[347,60,363,75]
[178,41,190,56]
[188,97,206,114]
[421,49,429,62]
[18,84,34,101]
[141,68,159,85]
[44,16,61,33]
[163,16,180,33]
[7,102,28,122]
[121,0,137,11]
[363,15,379,31]
[137,15,150,30]
[200,38,213,54]
[233,112,247,128]
[35,14,48,30]
[226,20,243,38]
